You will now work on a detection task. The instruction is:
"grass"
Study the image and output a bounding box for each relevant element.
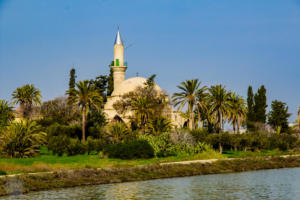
[0,146,296,175]
[222,150,293,158]
[2,155,300,196]
[0,147,224,174]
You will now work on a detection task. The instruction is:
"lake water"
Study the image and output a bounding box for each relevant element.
[2,168,300,200]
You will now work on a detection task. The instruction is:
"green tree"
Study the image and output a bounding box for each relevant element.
[0,100,15,127]
[69,68,76,91]
[172,79,202,129]
[228,93,247,133]
[147,116,172,136]
[195,85,208,128]
[113,75,169,130]
[208,85,231,133]
[254,85,267,124]
[268,100,291,133]
[67,81,103,142]
[39,96,80,125]
[246,86,255,131]
[107,69,114,96]
[0,120,46,158]
[89,75,108,103]
[11,84,42,118]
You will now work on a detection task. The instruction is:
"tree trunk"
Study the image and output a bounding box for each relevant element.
[82,107,86,142]
[219,142,223,154]
[188,103,193,129]
[237,117,240,134]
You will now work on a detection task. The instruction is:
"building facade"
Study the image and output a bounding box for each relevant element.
[103,30,184,127]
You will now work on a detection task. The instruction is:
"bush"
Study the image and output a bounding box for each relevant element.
[269,134,298,151]
[0,170,7,176]
[46,123,81,139]
[0,120,46,158]
[67,138,86,156]
[47,134,70,156]
[190,128,209,143]
[85,136,105,154]
[103,140,154,159]
[138,132,172,157]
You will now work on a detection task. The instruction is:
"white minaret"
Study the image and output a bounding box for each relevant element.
[110,30,127,91]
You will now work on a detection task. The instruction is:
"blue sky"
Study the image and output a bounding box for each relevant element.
[0,0,300,122]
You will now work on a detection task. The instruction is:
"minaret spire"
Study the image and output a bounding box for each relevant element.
[110,29,127,91]
[114,30,123,45]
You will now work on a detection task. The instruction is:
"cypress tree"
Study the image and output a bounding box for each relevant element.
[107,68,114,96]
[268,100,291,133]
[69,68,76,90]
[246,86,255,130]
[254,85,267,124]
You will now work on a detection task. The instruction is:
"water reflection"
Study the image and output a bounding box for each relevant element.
[1,168,300,200]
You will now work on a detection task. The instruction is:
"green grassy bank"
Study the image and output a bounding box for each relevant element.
[0,149,291,175]
[1,155,300,196]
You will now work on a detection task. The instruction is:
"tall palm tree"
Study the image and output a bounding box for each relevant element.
[208,85,231,133]
[148,116,172,136]
[0,100,15,127]
[172,79,203,129]
[67,81,102,142]
[11,84,42,118]
[228,93,247,133]
[131,96,155,129]
[195,86,208,128]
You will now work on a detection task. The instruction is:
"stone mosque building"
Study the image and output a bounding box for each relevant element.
[104,30,184,127]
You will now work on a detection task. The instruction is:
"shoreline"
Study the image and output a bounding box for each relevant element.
[1,155,300,196]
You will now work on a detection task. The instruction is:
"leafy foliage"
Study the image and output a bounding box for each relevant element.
[103,140,154,159]
[69,68,76,91]
[11,84,42,118]
[0,121,46,158]
[254,85,267,123]
[172,79,204,129]
[113,75,169,130]
[66,80,103,141]
[247,86,255,131]
[0,100,15,127]
[39,96,81,126]
[268,100,291,133]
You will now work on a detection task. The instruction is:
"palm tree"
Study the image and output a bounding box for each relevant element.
[208,85,231,133]
[131,96,155,129]
[228,93,247,133]
[0,120,46,158]
[11,84,42,118]
[0,100,15,127]
[172,79,203,129]
[148,116,172,136]
[195,86,208,128]
[67,81,102,142]
[108,122,129,143]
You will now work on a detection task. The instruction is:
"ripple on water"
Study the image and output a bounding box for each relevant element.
[1,168,300,200]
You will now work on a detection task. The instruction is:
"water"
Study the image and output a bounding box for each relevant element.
[2,168,300,200]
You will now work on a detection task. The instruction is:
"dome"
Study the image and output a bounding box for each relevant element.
[111,77,162,96]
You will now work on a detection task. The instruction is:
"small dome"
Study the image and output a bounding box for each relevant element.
[112,77,162,96]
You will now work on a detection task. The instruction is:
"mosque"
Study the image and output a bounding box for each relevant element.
[103,30,184,127]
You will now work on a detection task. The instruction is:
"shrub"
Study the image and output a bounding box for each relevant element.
[67,138,86,156]
[103,140,154,159]
[190,128,209,143]
[0,170,7,176]
[0,120,46,158]
[169,129,196,146]
[86,137,105,154]
[138,132,172,157]
[47,134,70,156]
[46,123,81,139]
